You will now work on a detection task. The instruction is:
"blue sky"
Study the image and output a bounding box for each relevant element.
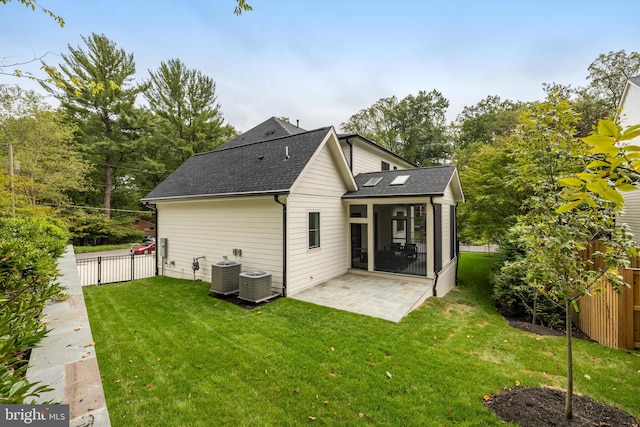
[1,0,639,132]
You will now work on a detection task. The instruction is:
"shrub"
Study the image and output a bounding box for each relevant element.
[65,211,145,246]
[491,230,565,329]
[0,216,69,403]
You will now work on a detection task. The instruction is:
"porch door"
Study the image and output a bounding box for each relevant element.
[391,217,408,245]
[350,224,368,270]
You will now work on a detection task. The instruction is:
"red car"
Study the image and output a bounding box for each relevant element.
[131,243,156,255]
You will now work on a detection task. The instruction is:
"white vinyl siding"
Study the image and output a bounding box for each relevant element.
[435,258,458,297]
[287,143,349,295]
[155,197,283,294]
[340,138,411,174]
[619,191,640,244]
[619,82,640,242]
[620,82,640,131]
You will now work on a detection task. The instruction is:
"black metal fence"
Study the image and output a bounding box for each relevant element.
[76,253,156,286]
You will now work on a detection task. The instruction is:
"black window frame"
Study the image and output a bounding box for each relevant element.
[308,212,320,249]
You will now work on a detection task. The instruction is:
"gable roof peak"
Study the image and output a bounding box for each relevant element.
[218,116,307,150]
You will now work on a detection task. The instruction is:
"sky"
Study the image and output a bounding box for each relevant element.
[1,0,639,133]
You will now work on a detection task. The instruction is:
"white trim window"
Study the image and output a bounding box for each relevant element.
[308,212,320,249]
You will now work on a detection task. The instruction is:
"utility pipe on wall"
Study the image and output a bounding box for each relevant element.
[274,195,288,297]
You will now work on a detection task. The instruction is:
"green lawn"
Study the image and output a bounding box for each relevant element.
[83,253,640,426]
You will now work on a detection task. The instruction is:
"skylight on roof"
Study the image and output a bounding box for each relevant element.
[363,177,382,187]
[390,175,410,186]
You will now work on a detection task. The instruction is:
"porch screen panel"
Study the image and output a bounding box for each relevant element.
[434,204,442,272]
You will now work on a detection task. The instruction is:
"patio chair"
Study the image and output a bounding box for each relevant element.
[403,243,417,259]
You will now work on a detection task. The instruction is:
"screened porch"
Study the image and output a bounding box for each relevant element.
[349,203,427,276]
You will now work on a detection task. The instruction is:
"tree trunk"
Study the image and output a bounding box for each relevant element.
[104,160,112,219]
[103,114,113,219]
[565,299,573,419]
[532,288,538,333]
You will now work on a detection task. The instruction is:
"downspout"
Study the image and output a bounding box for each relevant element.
[344,137,353,172]
[145,203,158,276]
[274,195,287,297]
[431,197,439,297]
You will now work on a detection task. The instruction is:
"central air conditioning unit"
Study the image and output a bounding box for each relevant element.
[211,261,241,295]
[239,270,272,303]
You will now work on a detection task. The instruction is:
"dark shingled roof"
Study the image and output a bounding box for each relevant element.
[343,166,457,198]
[142,127,331,201]
[630,75,640,87]
[219,117,306,150]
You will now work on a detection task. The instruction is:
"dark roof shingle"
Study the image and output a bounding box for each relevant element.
[143,127,330,201]
[219,117,306,150]
[343,166,457,198]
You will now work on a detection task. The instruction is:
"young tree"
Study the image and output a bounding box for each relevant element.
[341,90,451,165]
[42,33,141,218]
[558,120,640,212]
[501,92,633,420]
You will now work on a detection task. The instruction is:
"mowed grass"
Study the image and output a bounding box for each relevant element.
[83,253,640,426]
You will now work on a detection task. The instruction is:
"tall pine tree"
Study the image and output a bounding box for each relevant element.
[42,33,141,218]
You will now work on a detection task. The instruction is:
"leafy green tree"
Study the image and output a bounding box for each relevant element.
[453,95,523,151]
[571,87,613,137]
[499,91,634,420]
[141,58,237,185]
[0,0,63,26]
[0,87,88,207]
[234,0,253,14]
[457,141,526,244]
[341,90,451,165]
[42,33,141,218]
[586,50,640,111]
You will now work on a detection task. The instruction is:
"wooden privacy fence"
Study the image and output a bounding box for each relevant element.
[574,242,640,349]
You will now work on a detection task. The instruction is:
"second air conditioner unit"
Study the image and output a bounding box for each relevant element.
[239,270,272,303]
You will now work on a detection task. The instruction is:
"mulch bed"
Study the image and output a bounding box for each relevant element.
[209,292,281,310]
[484,318,639,426]
[506,319,593,341]
[484,387,639,427]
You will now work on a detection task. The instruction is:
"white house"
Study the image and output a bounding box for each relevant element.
[618,75,640,242]
[142,117,464,299]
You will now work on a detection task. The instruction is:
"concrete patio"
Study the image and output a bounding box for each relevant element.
[290,272,434,322]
